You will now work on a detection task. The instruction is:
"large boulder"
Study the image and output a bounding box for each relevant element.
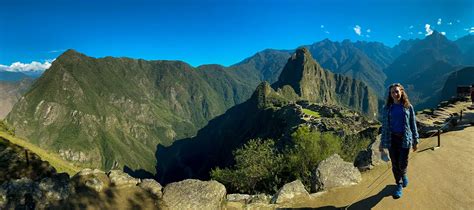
[138,179,163,198]
[107,170,139,188]
[71,168,110,192]
[314,154,362,191]
[160,179,226,210]
[355,135,384,171]
[271,180,310,204]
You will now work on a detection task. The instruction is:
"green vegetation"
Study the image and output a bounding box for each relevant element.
[211,126,372,194]
[210,139,283,194]
[0,120,15,136]
[285,126,341,189]
[302,108,321,118]
[0,131,80,176]
[5,50,261,172]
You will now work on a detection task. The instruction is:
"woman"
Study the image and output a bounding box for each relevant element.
[379,83,419,199]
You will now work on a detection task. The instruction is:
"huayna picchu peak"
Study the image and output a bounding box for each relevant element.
[272,47,379,117]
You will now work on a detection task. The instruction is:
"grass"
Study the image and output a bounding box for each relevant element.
[302,108,321,118]
[0,131,81,176]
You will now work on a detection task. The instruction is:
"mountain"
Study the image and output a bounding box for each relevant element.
[304,39,388,94]
[0,70,30,81]
[0,78,34,119]
[439,67,474,102]
[5,49,259,173]
[352,40,395,69]
[454,34,474,65]
[454,34,474,53]
[231,49,292,84]
[384,31,466,108]
[156,48,380,183]
[231,39,394,97]
[390,38,421,59]
[272,48,379,116]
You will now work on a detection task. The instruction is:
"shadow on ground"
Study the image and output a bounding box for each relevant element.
[289,185,396,210]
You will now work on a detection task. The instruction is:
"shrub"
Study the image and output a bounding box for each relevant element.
[283,126,342,191]
[210,138,283,194]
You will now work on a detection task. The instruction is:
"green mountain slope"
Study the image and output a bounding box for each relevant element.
[5,50,257,173]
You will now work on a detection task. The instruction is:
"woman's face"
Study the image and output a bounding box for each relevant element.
[390,86,402,102]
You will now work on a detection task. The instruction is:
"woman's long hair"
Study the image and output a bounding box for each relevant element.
[386,83,411,108]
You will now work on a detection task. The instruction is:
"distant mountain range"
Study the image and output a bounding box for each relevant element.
[439,67,474,102]
[0,79,34,119]
[385,32,473,109]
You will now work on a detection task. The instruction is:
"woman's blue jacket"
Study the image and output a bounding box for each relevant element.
[380,104,419,149]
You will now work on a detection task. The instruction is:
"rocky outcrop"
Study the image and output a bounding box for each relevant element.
[355,135,384,171]
[38,173,73,202]
[226,193,251,203]
[71,168,109,193]
[271,180,310,204]
[107,170,139,188]
[416,100,472,137]
[313,154,362,191]
[160,179,226,209]
[0,174,73,209]
[139,179,163,198]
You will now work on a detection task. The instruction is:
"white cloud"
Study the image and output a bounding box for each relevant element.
[353,25,362,36]
[48,49,66,53]
[448,22,453,25]
[409,25,414,29]
[324,30,330,34]
[425,24,433,36]
[418,31,423,35]
[437,18,442,25]
[397,35,402,39]
[0,60,53,73]
[470,27,474,33]
[441,32,446,35]
[320,25,325,28]
[366,29,371,33]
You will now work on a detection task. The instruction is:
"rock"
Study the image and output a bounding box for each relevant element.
[38,173,73,201]
[76,168,105,176]
[138,179,163,198]
[248,193,271,204]
[271,180,310,204]
[107,170,139,188]
[314,154,362,191]
[72,168,109,192]
[161,179,226,210]
[0,187,6,209]
[226,193,251,203]
[0,178,42,209]
[355,135,383,171]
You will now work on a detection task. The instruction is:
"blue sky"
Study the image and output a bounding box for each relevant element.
[0,0,473,70]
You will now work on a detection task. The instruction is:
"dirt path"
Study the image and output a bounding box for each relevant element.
[290,110,474,210]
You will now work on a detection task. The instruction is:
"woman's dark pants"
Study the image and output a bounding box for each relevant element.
[389,134,410,185]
